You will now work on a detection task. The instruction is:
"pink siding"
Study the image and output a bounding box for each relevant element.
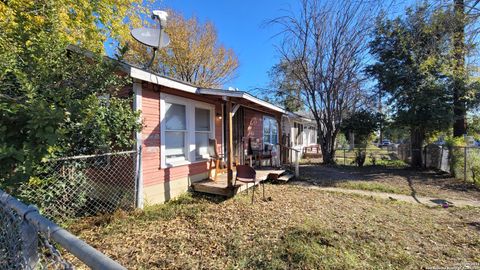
[140,84,222,188]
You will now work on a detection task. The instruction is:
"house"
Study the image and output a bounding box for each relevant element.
[66,45,317,206]
[125,64,320,206]
[282,112,318,157]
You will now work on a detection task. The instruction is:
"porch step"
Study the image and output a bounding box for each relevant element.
[191,181,234,197]
[277,173,295,182]
[191,168,288,197]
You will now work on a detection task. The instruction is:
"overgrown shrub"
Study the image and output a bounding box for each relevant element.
[369,152,377,165]
[468,149,480,186]
[18,164,91,221]
[355,150,366,167]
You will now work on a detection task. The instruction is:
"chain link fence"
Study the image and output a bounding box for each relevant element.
[15,151,139,222]
[0,189,125,269]
[334,146,401,166]
[398,144,480,186]
[0,150,137,269]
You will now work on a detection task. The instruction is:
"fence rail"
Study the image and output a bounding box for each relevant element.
[0,189,125,269]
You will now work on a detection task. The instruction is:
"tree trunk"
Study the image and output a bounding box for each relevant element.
[321,142,336,164]
[320,129,337,164]
[453,0,467,137]
[410,128,425,168]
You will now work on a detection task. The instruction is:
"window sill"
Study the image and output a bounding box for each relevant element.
[163,159,209,169]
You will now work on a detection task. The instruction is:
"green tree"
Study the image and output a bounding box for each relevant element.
[367,3,453,167]
[0,1,141,187]
[266,61,303,112]
[341,110,383,147]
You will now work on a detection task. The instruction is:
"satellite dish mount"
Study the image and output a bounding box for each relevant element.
[131,10,170,69]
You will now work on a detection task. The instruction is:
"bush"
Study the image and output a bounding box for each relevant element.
[468,149,480,187]
[355,150,366,167]
[18,164,91,221]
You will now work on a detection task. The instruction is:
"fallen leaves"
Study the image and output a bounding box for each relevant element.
[65,185,480,269]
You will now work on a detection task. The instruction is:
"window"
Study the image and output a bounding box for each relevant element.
[263,116,278,145]
[309,127,316,145]
[195,108,211,159]
[165,103,187,162]
[294,122,304,145]
[161,93,215,167]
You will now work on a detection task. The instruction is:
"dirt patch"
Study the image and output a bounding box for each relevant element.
[300,165,480,201]
[66,184,480,269]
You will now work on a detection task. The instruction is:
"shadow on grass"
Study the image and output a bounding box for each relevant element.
[298,164,480,197]
[467,221,480,231]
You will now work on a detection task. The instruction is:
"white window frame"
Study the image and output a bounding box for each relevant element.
[263,116,278,146]
[194,107,213,160]
[160,93,215,168]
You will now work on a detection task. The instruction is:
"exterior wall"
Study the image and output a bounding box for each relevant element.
[243,108,282,148]
[281,117,318,162]
[244,108,264,146]
[140,83,222,205]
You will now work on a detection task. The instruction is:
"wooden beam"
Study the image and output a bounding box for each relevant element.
[277,115,283,164]
[226,99,234,187]
[232,104,241,116]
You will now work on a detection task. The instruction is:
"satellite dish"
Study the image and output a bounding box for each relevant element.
[130,10,169,69]
[131,28,170,49]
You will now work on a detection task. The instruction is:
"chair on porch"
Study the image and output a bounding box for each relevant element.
[259,144,273,167]
[234,165,265,203]
[208,138,226,182]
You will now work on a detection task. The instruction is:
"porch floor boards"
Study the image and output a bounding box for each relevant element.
[191,168,286,197]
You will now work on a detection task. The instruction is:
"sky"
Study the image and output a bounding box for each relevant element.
[148,0,300,92]
[117,0,414,92]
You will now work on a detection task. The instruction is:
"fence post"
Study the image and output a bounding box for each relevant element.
[440,146,443,170]
[20,206,39,268]
[464,146,467,182]
[135,145,143,209]
[423,146,427,168]
[343,149,346,165]
[409,144,412,164]
[294,151,299,178]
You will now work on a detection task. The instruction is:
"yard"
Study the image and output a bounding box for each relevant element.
[67,167,480,269]
[300,165,480,202]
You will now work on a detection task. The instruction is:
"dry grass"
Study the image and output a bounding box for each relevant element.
[66,184,480,269]
[301,165,480,201]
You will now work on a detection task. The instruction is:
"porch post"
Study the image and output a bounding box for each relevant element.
[277,115,283,164]
[226,99,234,187]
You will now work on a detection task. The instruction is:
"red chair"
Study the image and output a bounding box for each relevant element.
[234,165,265,203]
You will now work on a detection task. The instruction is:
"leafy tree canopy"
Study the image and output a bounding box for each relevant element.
[266,61,303,112]
[340,110,383,147]
[124,10,239,88]
[0,1,141,187]
[367,3,454,166]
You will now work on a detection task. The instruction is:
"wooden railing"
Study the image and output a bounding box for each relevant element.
[276,143,300,177]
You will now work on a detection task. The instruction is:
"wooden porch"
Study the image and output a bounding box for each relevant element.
[191,168,293,197]
[189,90,301,197]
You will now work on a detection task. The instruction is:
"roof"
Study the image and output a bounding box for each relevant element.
[127,65,287,114]
[66,44,311,120]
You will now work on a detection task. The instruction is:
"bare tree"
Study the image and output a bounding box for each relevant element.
[270,0,380,164]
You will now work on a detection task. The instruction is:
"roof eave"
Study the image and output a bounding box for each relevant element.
[197,88,286,114]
